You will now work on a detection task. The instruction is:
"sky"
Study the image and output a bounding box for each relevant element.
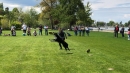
[0,0,130,24]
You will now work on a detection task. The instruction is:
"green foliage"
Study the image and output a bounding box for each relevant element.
[107,21,115,26]
[0,8,4,15]
[10,21,22,29]
[1,18,9,29]
[96,21,106,27]
[59,22,69,29]
[50,0,93,28]
[23,8,39,27]
[124,22,128,27]
[76,20,84,25]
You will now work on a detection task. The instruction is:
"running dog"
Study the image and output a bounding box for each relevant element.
[49,32,70,51]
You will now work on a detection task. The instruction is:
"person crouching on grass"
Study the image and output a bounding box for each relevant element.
[27,26,31,36]
[128,29,130,40]
[33,30,37,36]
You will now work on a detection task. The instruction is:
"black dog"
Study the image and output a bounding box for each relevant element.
[49,33,70,51]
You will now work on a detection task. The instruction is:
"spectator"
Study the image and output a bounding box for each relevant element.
[44,25,48,35]
[85,26,90,36]
[78,26,81,36]
[33,30,37,36]
[81,26,85,36]
[120,25,125,37]
[27,26,31,36]
[74,26,78,36]
[114,24,119,38]
[39,24,43,35]
[11,25,16,36]
[22,23,27,35]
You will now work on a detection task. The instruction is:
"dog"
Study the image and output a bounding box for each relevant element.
[49,32,53,35]
[49,32,70,51]
[4,34,10,36]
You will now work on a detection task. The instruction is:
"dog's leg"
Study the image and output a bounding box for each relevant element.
[65,48,68,51]
[67,47,70,51]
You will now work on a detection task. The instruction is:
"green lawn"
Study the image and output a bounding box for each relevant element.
[0,30,130,73]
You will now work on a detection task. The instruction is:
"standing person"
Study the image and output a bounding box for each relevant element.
[85,26,90,36]
[82,26,85,36]
[74,26,78,36]
[78,25,81,36]
[58,28,67,49]
[22,23,27,35]
[114,25,119,38]
[120,25,125,37]
[44,25,48,35]
[128,29,130,40]
[98,27,100,32]
[39,24,43,35]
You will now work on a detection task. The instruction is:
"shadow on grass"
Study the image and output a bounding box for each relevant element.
[69,48,75,50]
[67,52,73,54]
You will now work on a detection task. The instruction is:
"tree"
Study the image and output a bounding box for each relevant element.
[1,18,9,29]
[39,0,57,29]
[84,2,93,26]
[23,8,38,27]
[96,21,106,27]
[107,21,115,26]
[0,3,4,15]
[51,0,87,29]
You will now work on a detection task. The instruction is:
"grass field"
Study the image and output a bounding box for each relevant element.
[0,30,130,73]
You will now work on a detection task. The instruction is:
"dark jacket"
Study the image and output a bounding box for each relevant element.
[58,31,67,40]
[114,26,119,32]
[120,27,124,33]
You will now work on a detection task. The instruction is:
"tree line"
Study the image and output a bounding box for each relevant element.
[0,0,93,30]
[1,0,130,30]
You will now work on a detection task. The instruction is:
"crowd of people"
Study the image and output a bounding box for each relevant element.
[0,23,49,36]
[73,26,90,36]
[0,23,130,40]
[114,24,130,40]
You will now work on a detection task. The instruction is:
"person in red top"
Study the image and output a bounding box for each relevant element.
[114,24,119,38]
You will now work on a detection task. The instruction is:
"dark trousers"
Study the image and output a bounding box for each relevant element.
[59,38,65,49]
[39,30,42,35]
[82,30,85,36]
[86,30,89,36]
[121,32,124,37]
[78,30,81,36]
[23,30,26,33]
[115,31,118,37]
[74,30,77,36]
[45,29,48,35]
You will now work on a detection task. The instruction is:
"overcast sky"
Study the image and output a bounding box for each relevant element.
[0,0,130,23]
